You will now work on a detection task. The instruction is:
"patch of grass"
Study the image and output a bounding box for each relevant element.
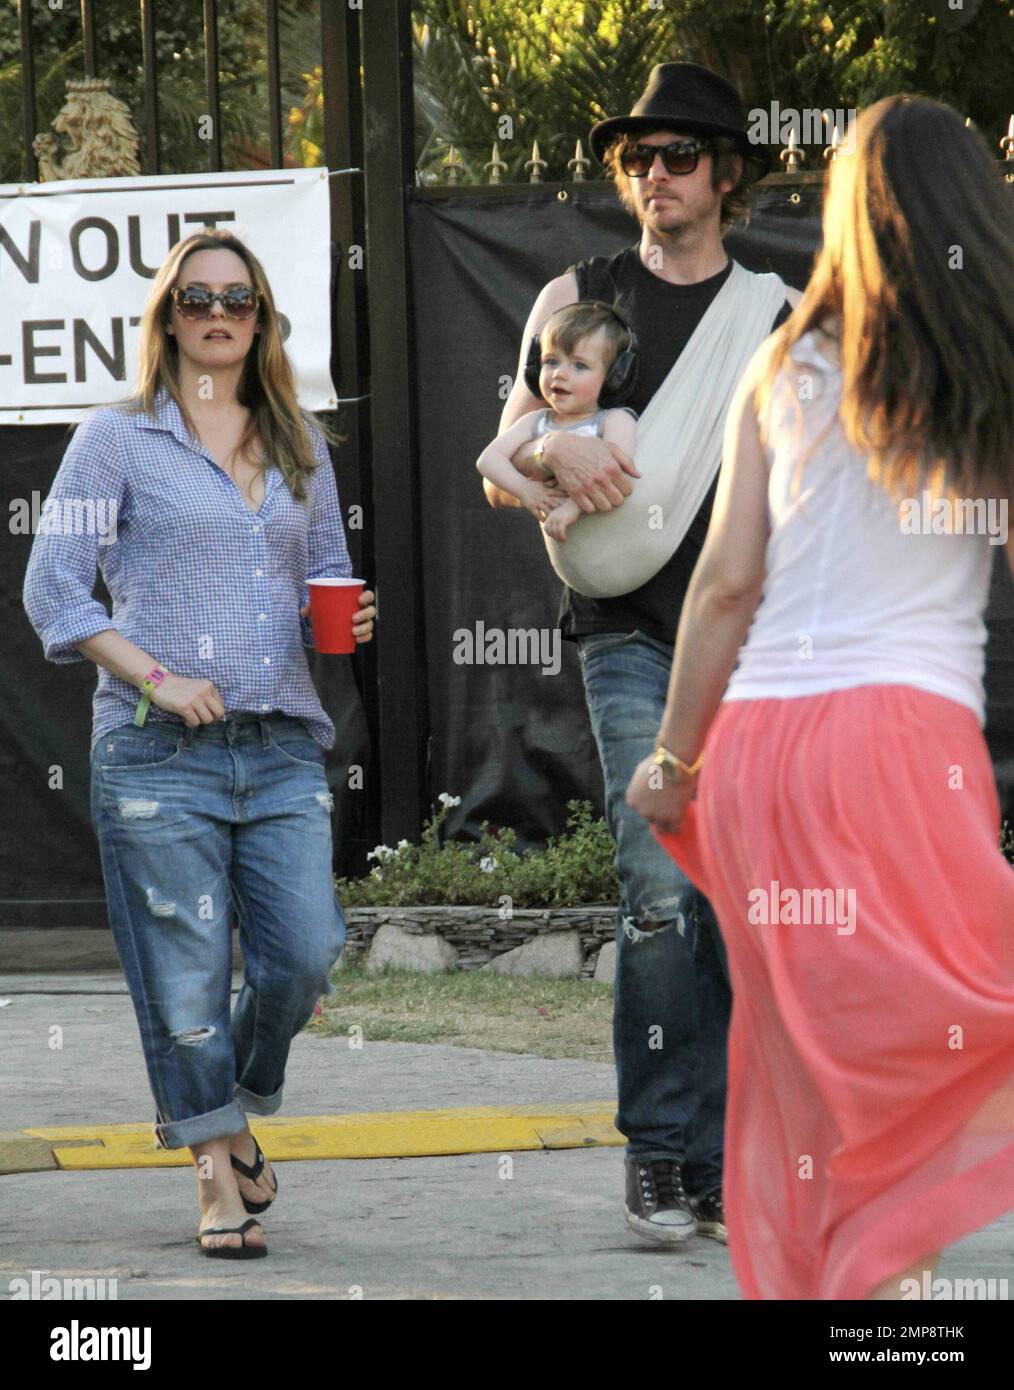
[306,963,614,1062]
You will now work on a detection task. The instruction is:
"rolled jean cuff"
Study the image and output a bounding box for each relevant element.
[154,1099,248,1150]
[235,1078,284,1116]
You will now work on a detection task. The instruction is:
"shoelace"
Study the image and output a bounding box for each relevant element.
[641,1161,688,1208]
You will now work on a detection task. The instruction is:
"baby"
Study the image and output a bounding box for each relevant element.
[477,301,639,540]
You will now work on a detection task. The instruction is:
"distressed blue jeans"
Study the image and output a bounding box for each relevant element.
[89,712,345,1149]
[578,630,731,1195]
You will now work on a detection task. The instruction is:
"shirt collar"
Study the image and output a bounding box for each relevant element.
[134,386,200,452]
[136,386,283,502]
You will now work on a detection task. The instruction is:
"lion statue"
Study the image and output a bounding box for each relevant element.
[34,79,141,182]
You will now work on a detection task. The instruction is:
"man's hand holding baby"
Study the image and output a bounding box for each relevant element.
[514,431,639,514]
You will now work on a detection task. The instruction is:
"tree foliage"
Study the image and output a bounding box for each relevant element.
[1,2,1010,184]
[412,0,1014,183]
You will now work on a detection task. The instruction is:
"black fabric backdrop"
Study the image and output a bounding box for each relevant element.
[2,182,1012,923]
[407,182,1014,844]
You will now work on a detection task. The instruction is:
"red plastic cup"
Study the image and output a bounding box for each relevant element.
[307,577,365,653]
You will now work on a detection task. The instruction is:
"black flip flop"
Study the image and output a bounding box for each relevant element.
[197,1217,267,1259]
[230,1135,279,1214]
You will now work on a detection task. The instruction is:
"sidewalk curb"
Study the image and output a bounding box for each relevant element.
[0,1103,621,1175]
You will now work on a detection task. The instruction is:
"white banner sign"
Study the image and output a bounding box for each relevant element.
[0,167,336,425]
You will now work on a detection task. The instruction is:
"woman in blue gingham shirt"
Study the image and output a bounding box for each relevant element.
[23,229,375,1261]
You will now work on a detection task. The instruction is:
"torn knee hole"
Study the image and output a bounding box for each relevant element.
[144,887,175,917]
[622,911,687,943]
[119,798,159,820]
[170,1025,216,1045]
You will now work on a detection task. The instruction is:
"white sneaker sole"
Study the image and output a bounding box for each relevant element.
[694,1221,728,1244]
[624,1206,696,1245]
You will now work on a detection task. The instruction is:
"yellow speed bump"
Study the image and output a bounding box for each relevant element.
[7,1103,621,1173]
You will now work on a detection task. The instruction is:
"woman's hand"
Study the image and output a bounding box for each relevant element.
[299,588,377,645]
[151,673,225,727]
[625,755,697,836]
[352,588,376,643]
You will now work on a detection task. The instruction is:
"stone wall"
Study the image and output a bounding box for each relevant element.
[344,905,617,978]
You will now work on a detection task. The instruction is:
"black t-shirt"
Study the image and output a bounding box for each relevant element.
[558,248,793,646]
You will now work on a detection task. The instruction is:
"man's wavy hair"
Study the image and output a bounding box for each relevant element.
[603,129,755,234]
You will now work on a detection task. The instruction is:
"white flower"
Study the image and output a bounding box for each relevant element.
[437,792,462,807]
[479,855,498,874]
[397,839,410,850]
[367,844,395,862]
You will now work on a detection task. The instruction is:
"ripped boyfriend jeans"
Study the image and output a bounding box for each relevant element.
[578,630,731,1194]
[89,712,345,1149]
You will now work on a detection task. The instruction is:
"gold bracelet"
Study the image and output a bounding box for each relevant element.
[533,436,555,481]
[651,742,704,782]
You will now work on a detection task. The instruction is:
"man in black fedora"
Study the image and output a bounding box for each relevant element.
[484,62,800,1246]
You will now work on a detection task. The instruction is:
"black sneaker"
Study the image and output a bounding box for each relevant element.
[624,1160,696,1245]
[690,1190,727,1243]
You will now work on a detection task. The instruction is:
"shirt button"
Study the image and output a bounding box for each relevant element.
[258,612,267,621]
[263,657,271,665]
[254,568,263,576]
[260,704,269,711]
[252,523,262,532]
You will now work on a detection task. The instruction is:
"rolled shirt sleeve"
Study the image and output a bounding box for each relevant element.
[22,410,127,664]
[300,423,354,647]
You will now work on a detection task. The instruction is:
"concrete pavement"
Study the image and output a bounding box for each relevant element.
[1,974,1011,1300]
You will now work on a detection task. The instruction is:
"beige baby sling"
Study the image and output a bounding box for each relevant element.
[541,260,788,597]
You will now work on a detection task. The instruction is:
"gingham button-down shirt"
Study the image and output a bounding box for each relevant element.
[23,389,352,751]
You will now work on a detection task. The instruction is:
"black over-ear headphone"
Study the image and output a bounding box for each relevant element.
[524,301,640,409]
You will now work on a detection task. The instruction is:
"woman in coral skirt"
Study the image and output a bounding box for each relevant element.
[625,95,1014,1300]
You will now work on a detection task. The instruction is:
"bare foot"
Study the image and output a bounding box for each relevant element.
[229,1127,277,1209]
[191,1134,269,1253]
[197,1200,266,1253]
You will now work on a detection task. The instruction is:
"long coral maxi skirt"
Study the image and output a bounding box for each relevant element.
[654,683,1014,1300]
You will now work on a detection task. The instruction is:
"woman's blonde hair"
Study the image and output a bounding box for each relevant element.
[755,95,1014,502]
[130,228,330,501]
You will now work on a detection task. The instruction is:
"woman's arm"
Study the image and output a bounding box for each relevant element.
[299,425,376,646]
[75,630,225,726]
[625,343,774,831]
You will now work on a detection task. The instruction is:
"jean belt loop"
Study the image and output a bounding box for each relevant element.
[181,724,195,752]
[260,717,272,750]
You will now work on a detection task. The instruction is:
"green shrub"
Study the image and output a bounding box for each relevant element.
[335,795,619,908]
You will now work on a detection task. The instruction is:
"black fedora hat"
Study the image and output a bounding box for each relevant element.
[590,62,769,182]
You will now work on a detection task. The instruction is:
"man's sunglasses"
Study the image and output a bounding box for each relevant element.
[170,286,260,320]
[619,137,712,178]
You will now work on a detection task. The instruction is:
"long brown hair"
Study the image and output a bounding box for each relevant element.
[756,96,1014,501]
[131,228,329,502]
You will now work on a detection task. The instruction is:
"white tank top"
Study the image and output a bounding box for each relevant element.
[723,330,995,724]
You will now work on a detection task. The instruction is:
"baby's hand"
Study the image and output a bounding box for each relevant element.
[543,498,582,541]
[521,479,568,524]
